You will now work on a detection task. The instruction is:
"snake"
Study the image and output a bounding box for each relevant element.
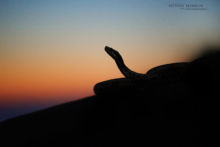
[94,46,188,95]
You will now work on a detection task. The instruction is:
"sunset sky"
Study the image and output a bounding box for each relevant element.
[0,0,220,121]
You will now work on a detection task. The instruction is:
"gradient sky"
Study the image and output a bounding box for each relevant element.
[0,0,220,121]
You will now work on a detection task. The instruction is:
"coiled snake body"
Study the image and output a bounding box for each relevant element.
[94,46,188,95]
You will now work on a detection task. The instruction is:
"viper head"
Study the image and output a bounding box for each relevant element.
[105,46,122,61]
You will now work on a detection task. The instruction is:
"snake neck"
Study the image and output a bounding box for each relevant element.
[114,54,147,80]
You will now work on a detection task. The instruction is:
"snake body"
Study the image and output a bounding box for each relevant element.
[104,46,148,80]
[94,46,188,95]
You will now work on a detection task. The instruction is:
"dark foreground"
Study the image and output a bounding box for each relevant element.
[1,49,220,147]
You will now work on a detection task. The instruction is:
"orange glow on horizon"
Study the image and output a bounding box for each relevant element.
[1,51,186,106]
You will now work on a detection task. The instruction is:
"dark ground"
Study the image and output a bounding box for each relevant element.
[0,48,219,147]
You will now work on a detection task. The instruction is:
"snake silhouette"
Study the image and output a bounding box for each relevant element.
[94,46,188,95]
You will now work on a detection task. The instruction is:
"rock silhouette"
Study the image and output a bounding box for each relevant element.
[0,46,219,146]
